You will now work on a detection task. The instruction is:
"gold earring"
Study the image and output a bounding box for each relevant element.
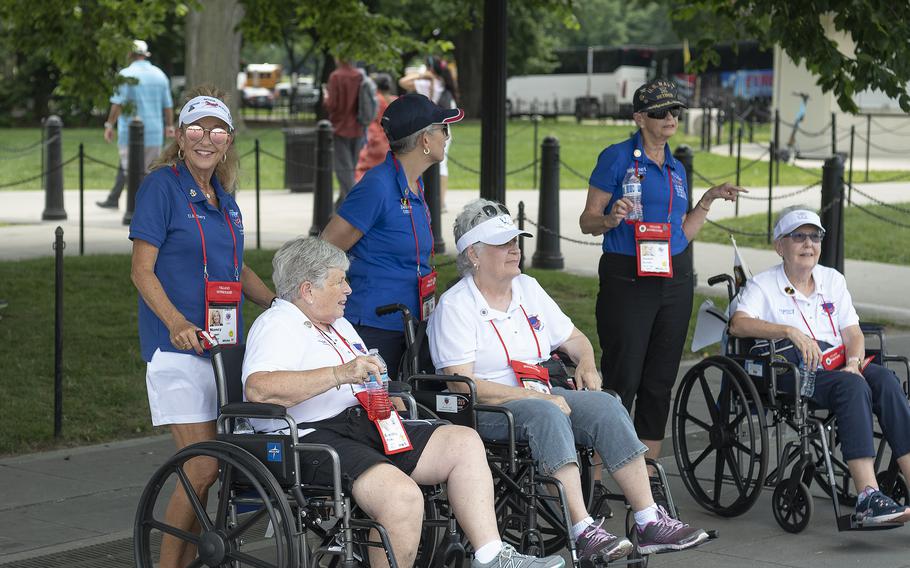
[423,147,430,155]
[221,153,226,163]
[177,148,185,160]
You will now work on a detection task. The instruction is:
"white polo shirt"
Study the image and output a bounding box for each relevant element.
[428,275,574,387]
[734,263,859,348]
[242,299,364,433]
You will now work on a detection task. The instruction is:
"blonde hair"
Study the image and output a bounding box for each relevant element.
[151,84,239,193]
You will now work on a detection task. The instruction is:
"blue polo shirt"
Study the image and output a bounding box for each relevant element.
[588,131,690,256]
[111,60,173,147]
[337,152,433,332]
[129,163,245,361]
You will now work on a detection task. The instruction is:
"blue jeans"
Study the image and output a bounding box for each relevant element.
[779,363,910,461]
[475,387,647,475]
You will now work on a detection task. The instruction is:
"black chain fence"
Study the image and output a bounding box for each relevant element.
[0,154,78,189]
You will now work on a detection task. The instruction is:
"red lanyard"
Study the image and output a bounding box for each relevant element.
[489,305,542,366]
[634,158,674,223]
[187,200,239,281]
[394,157,434,276]
[790,295,837,340]
[314,324,357,364]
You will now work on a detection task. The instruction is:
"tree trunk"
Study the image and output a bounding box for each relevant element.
[454,17,483,119]
[185,0,245,129]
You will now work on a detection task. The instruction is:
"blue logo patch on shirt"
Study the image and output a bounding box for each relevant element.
[672,172,687,199]
[353,342,368,354]
[229,209,243,229]
[266,442,283,462]
[527,314,543,331]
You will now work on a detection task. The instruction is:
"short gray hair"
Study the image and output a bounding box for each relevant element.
[272,237,350,301]
[453,198,506,276]
[389,125,432,155]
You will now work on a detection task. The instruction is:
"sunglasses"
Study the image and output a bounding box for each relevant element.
[184,124,231,145]
[481,203,510,218]
[784,230,825,243]
[432,123,450,138]
[646,107,682,120]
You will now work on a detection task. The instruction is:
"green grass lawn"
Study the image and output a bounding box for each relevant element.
[2,120,906,192]
[699,201,910,265]
[0,249,720,456]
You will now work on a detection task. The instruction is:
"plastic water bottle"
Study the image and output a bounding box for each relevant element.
[622,170,643,221]
[365,349,392,420]
[799,361,816,398]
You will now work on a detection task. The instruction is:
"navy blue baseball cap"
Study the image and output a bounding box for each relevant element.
[381,93,464,143]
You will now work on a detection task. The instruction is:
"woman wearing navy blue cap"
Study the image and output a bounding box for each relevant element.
[579,79,744,494]
[322,92,463,378]
[130,85,275,567]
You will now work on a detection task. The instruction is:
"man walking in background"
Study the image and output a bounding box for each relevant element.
[97,40,174,209]
[322,56,366,208]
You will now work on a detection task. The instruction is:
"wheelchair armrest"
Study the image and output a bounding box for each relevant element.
[408,373,478,400]
[388,381,411,394]
[390,391,419,419]
[475,404,517,474]
[769,360,802,404]
[220,401,288,418]
[293,442,343,518]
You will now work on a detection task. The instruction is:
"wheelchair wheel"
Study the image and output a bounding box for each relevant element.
[878,470,909,506]
[771,481,813,534]
[135,440,297,568]
[672,356,769,517]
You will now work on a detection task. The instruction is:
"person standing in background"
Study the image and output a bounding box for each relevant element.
[97,40,174,209]
[323,57,366,207]
[354,73,397,182]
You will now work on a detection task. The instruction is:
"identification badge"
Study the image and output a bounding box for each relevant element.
[634,222,673,278]
[418,270,438,321]
[374,411,413,455]
[821,344,845,370]
[511,360,551,394]
[206,281,241,345]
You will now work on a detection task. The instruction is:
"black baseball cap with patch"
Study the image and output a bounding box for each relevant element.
[381,93,464,143]
[633,78,687,113]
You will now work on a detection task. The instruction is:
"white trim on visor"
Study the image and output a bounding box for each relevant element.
[773,209,825,240]
[179,96,234,131]
[455,214,533,253]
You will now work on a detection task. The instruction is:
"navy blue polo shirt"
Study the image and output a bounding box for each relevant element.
[337,152,433,332]
[129,163,245,361]
[588,131,690,255]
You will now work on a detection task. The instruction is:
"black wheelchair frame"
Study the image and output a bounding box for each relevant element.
[671,273,909,534]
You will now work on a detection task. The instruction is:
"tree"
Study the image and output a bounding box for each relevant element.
[671,1,910,113]
[185,0,245,126]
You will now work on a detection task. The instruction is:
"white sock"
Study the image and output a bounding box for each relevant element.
[634,504,660,527]
[473,540,504,564]
[570,516,595,540]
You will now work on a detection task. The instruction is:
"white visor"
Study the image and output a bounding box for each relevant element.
[773,209,825,240]
[456,214,533,253]
[179,96,234,131]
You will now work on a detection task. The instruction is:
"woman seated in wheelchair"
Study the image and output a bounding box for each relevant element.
[428,199,710,560]
[729,207,910,525]
[241,236,565,568]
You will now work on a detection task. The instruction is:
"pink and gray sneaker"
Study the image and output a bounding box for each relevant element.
[634,506,709,555]
[575,518,633,561]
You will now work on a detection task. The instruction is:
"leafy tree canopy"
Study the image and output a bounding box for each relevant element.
[671,1,910,113]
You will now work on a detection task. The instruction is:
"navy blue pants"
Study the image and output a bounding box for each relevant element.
[779,363,910,461]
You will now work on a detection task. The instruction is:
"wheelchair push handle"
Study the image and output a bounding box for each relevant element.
[376,303,411,318]
[708,273,736,302]
[196,329,217,350]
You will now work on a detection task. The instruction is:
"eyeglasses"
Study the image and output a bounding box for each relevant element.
[646,107,682,120]
[432,123,450,138]
[184,124,231,145]
[481,203,510,218]
[784,230,825,243]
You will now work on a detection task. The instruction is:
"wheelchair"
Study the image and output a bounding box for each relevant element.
[671,273,910,534]
[378,303,703,567]
[133,331,461,568]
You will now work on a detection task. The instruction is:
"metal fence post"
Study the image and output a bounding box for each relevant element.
[532,115,540,188]
[42,116,66,220]
[735,127,743,216]
[715,107,723,146]
[774,109,781,185]
[255,139,261,249]
[309,120,334,236]
[532,136,564,269]
[767,142,774,243]
[848,126,855,206]
[78,144,84,255]
[820,155,845,273]
[518,200,526,272]
[53,226,65,437]
[865,114,871,182]
[423,162,446,253]
[123,117,144,225]
[830,112,837,156]
[728,102,735,156]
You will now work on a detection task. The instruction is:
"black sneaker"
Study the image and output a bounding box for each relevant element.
[96,200,118,209]
[855,486,909,524]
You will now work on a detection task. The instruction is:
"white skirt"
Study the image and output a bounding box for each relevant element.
[145,349,218,426]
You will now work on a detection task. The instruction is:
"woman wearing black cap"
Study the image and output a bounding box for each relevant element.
[578,79,744,496]
[322,92,464,377]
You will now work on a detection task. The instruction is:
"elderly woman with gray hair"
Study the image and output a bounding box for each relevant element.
[323,93,463,380]
[427,199,709,561]
[241,237,565,568]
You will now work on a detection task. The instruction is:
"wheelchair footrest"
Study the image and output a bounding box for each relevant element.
[837,514,904,531]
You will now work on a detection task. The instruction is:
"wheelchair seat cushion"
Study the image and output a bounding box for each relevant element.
[297,406,444,491]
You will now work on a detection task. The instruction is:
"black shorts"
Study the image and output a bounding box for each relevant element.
[298,406,443,491]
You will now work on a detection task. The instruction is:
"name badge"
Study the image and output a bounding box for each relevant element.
[634,222,673,278]
[205,281,241,345]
